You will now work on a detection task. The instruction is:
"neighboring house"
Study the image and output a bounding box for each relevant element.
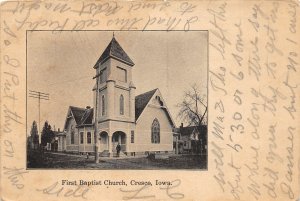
[62,106,94,153]
[176,124,207,154]
[58,36,176,157]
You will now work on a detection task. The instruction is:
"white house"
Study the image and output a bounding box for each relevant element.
[58,36,176,157]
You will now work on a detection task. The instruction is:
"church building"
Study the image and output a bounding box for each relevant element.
[58,36,176,157]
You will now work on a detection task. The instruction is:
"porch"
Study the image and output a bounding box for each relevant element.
[98,131,127,156]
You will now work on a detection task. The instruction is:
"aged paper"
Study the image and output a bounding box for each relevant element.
[1,0,299,201]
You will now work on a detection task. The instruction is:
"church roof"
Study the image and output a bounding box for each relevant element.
[79,108,94,126]
[69,106,94,127]
[135,88,158,121]
[93,37,134,68]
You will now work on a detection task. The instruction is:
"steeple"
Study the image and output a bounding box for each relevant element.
[93,36,134,68]
[93,34,136,124]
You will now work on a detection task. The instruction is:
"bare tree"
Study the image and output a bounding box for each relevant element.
[177,84,207,126]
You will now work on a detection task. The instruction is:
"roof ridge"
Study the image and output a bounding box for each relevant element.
[135,88,158,121]
[135,88,158,98]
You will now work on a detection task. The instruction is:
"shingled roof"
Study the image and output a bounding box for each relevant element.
[79,108,94,126]
[69,106,86,124]
[135,88,158,121]
[93,36,134,68]
[180,125,207,136]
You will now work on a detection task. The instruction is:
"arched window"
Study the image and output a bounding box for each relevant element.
[102,95,105,116]
[151,118,160,144]
[120,95,124,115]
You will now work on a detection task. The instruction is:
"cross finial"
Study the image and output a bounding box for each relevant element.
[113,32,115,38]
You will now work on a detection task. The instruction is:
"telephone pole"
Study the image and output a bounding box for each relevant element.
[93,73,100,163]
[28,90,50,145]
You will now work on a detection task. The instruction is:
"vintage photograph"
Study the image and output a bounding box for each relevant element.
[26,30,208,169]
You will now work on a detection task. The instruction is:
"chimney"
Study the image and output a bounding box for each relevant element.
[180,123,184,134]
[86,106,91,109]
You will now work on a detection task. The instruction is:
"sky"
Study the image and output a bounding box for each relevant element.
[27,31,207,134]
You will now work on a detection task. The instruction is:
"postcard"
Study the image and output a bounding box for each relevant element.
[1,0,299,201]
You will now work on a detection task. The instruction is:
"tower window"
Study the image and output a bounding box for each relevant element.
[116,67,127,82]
[102,95,105,116]
[100,68,107,84]
[151,118,160,144]
[120,95,124,115]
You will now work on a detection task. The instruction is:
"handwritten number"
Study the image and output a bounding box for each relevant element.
[231,124,244,134]
[3,55,20,68]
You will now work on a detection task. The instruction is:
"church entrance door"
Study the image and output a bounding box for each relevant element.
[112,131,126,152]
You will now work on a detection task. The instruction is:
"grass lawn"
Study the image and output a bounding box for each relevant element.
[27,150,207,170]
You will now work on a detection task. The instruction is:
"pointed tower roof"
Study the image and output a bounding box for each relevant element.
[93,36,134,68]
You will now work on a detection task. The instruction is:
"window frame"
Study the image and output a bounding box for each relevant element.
[102,95,105,116]
[120,94,124,115]
[151,118,160,144]
[87,132,92,144]
[116,66,127,82]
[80,132,84,144]
[71,130,75,144]
[99,67,107,84]
[131,130,134,143]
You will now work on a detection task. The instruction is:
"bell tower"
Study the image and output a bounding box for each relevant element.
[93,35,136,125]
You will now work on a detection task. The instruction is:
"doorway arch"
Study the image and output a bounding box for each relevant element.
[99,131,108,152]
[112,131,126,152]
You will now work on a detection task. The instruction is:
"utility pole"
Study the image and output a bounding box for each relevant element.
[28,90,50,145]
[93,73,100,163]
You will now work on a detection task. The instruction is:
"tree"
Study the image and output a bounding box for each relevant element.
[30,121,39,149]
[177,84,207,126]
[41,121,54,146]
[177,84,208,155]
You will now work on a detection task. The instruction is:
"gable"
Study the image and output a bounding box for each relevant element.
[63,106,87,130]
[135,88,157,121]
[136,89,175,127]
[69,106,86,124]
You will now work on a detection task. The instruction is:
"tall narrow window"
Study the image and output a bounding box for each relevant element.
[87,132,91,144]
[120,95,124,115]
[102,95,105,116]
[80,132,84,144]
[116,67,127,82]
[151,118,160,144]
[71,129,75,144]
[100,68,107,84]
[131,130,134,143]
